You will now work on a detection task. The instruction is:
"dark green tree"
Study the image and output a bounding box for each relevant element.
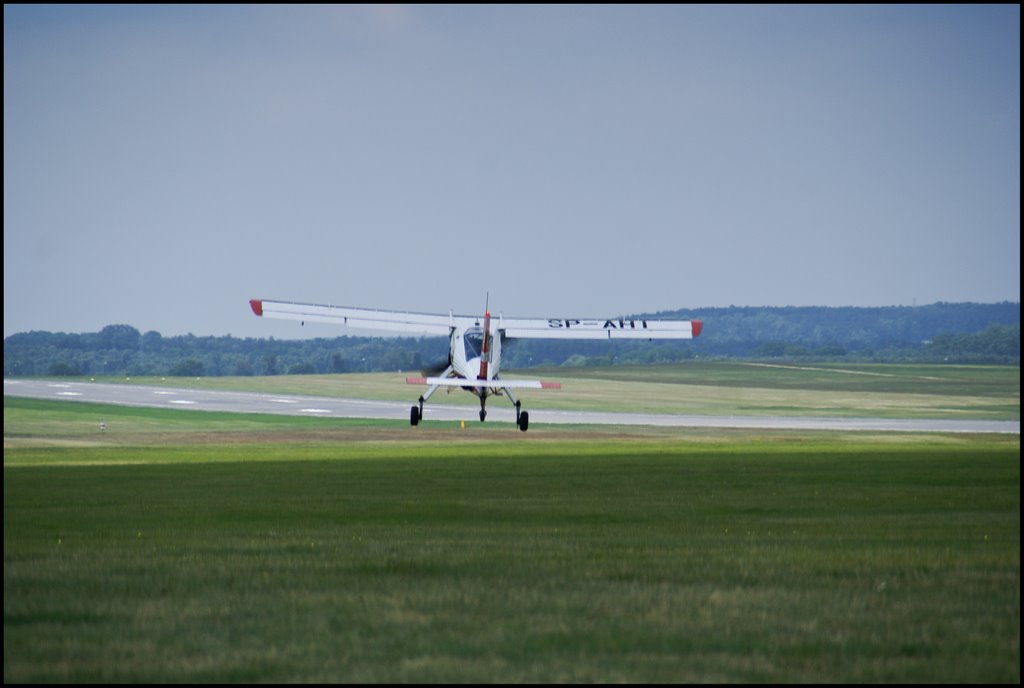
[168,358,204,377]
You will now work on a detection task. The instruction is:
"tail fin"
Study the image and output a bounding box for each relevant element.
[479,305,491,380]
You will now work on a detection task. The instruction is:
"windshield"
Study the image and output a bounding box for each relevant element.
[463,328,484,359]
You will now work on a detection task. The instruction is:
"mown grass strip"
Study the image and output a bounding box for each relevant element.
[4,440,1019,683]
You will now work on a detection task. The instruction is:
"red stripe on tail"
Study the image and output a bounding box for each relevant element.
[479,310,491,380]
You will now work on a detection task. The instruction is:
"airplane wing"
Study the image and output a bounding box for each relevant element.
[497,316,702,340]
[251,299,702,340]
[250,299,476,336]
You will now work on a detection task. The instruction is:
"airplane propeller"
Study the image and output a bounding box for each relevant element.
[420,358,451,377]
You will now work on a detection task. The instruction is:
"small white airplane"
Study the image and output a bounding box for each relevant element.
[249,298,702,431]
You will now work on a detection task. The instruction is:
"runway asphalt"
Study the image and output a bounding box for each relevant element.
[5,378,1019,434]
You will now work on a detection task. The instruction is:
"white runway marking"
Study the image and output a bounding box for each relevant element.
[169,399,197,405]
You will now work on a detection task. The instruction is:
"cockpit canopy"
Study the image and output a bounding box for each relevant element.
[463,327,484,359]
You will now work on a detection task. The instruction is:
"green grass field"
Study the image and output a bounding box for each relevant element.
[4,364,1020,682]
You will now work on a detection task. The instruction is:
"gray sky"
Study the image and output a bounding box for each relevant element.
[4,5,1020,340]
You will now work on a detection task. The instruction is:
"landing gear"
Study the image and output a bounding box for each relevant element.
[410,395,426,427]
[512,399,529,432]
[410,371,534,432]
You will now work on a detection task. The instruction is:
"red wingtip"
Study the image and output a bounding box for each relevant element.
[406,377,428,385]
[249,299,263,317]
[691,319,702,337]
[540,381,561,389]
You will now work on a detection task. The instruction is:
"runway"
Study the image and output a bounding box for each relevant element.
[5,378,1019,434]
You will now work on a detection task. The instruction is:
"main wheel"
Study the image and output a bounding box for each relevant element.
[518,411,529,432]
[479,409,487,422]
[410,406,420,426]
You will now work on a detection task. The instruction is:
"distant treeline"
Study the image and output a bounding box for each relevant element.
[4,302,1019,378]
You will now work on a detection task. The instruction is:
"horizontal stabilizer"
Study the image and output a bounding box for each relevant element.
[406,377,560,390]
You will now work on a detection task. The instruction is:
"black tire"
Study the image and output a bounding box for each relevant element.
[518,411,529,432]
[410,406,420,426]
[479,409,487,422]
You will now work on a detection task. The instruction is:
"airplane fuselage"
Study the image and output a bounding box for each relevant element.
[449,315,503,399]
